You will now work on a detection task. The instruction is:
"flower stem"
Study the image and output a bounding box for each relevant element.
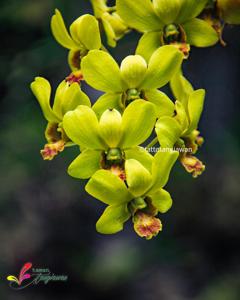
[101,44,110,53]
[108,6,116,12]
[146,137,158,149]
[65,142,77,148]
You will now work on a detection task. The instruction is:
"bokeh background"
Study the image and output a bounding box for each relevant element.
[0,0,240,299]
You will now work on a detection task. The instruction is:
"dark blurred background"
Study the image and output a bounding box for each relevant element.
[0,0,240,299]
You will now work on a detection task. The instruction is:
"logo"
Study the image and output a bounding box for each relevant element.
[7,262,68,290]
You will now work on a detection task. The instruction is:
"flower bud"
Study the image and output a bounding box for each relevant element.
[195,134,204,147]
[133,212,162,240]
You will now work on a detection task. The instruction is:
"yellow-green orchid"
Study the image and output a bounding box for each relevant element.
[85,150,179,239]
[28,2,223,240]
[116,0,219,60]
[51,9,102,71]
[81,46,183,118]
[62,100,156,179]
[155,72,206,177]
[90,0,130,47]
[31,77,90,160]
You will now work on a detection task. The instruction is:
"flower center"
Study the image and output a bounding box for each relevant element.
[163,24,181,44]
[123,88,143,107]
[106,148,123,163]
[163,24,190,58]
[128,197,147,214]
[101,148,126,180]
[126,88,141,104]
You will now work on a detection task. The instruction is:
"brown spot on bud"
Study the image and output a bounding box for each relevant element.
[41,140,65,161]
[133,212,162,240]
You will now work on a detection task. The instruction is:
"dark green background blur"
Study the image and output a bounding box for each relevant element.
[0,0,240,299]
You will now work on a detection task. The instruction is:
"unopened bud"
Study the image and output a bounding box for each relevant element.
[196,135,204,147]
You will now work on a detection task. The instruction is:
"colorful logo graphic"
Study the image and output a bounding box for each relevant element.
[7,262,32,286]
[7,262,68,290]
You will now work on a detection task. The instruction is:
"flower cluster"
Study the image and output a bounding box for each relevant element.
[30,0,239,239]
